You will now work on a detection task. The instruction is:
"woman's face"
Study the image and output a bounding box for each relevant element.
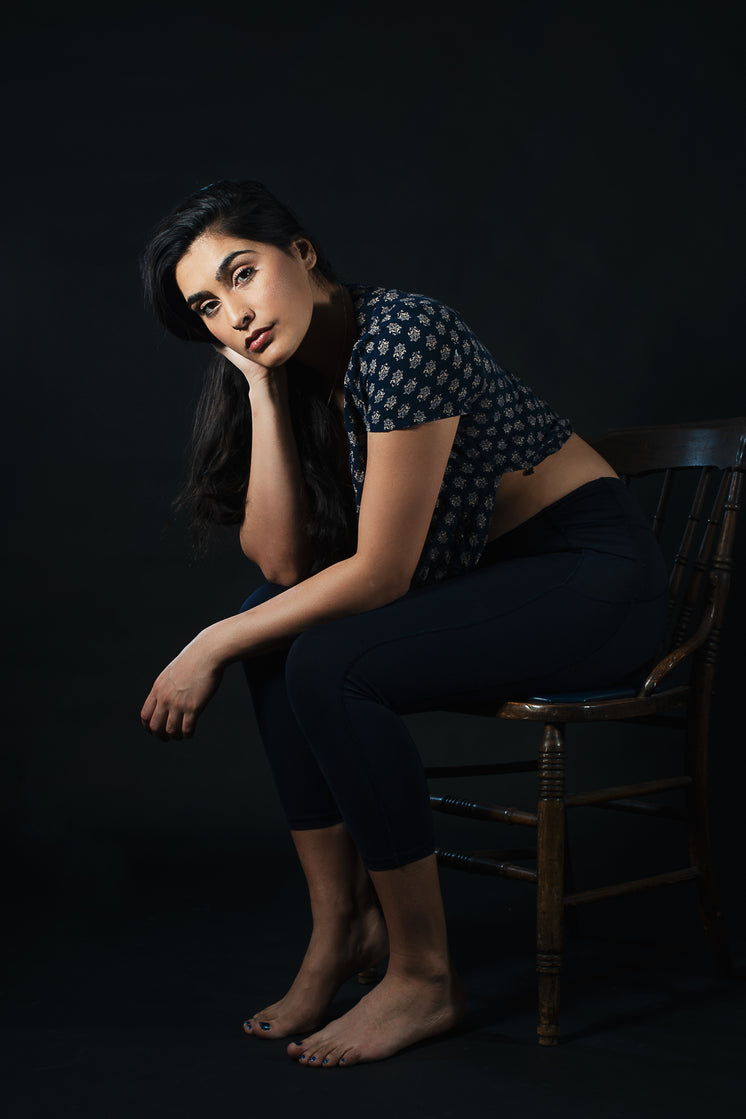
[174,230,318,367]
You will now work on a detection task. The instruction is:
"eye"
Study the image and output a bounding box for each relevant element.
[234,265,256,286]
[199,300,220,318]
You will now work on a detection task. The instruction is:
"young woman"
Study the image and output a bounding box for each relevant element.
[140,180,668,1067]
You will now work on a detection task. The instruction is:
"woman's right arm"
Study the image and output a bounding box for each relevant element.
[219,348,312,585]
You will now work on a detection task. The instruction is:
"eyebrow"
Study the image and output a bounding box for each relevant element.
[185,248,257,308]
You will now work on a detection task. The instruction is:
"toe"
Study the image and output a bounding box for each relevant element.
[299,1043,330,1068]
[319,1043,346,1068]
[245,1016,277,1038]
[288,1028,332,1064]
[289,1028,321,1055]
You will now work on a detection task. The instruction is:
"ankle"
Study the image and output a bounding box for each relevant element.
[311,889,381,924]
[386,950,452,983]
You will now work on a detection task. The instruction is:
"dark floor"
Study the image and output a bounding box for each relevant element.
[3,826,745,1119]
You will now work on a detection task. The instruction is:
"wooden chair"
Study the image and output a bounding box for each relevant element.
[426,418,745,1045]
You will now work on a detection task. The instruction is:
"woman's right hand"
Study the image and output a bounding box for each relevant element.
[213,344,284,391]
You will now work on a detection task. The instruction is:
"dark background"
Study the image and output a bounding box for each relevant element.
[3,1,745,1115]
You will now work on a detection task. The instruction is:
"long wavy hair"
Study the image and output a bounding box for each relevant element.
[141,180,356,572]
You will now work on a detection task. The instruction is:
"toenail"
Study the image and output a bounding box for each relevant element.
[340,1058,345,1065]
[308,1056,316,1063]
[322,1059,329,1065]
[244,1020,253,1028]
[259,1022,271,1031]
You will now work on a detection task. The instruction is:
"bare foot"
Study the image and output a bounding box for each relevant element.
[243,906,389,1040]
[286,963,466,1066]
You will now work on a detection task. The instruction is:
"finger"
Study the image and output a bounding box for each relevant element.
[165,710,184,741]
[148,717,171,740]
[148,701,172,742]
[140,693,157,727]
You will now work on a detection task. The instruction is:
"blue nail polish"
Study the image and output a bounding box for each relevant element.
[309,1056,316,1063]
[259,1022,271,1031]
[340,1058,345,1065]
[322,1059,329,1065]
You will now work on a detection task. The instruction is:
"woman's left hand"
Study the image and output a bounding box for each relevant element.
[140,633,224,741]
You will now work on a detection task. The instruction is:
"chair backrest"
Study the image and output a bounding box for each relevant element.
[592,419,746,681]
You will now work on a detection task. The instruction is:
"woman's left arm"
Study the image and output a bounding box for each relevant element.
[141,416,460,740]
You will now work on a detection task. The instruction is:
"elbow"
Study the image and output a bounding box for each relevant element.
[254,548,309,587]
[357,558,414,608]
[259,562,307,588]
[383,570,415,602]
[240,537,309,587]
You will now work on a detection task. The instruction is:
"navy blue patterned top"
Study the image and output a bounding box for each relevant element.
[344,285,573,586]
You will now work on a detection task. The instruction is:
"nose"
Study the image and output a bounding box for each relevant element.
[229,300,254,332]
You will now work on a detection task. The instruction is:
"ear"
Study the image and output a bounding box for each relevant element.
[293,237,318,272]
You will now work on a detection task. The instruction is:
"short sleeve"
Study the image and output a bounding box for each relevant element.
[357,297,486,433]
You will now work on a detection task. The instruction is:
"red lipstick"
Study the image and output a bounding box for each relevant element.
[246,326,273,353]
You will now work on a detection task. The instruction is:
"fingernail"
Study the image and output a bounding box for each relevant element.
[259,1022,271,1031]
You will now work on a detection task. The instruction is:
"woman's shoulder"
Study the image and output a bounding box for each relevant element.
[348,283,471,342]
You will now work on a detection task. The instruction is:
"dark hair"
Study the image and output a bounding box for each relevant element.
[141,180,356,571]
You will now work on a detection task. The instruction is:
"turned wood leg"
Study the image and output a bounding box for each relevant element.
[687,666,731,976]
[563,814,580,939]
[536,721,566,1045]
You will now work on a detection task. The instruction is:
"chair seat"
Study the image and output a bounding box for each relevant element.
[498,683,690,722]
[526,686,637,703]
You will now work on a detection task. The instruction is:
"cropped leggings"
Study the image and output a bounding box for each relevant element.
[240,478,669,871]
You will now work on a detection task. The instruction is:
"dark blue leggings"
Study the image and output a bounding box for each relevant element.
[240,479,668,871]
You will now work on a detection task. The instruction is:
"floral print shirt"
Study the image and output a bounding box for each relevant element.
[344,285,573,586]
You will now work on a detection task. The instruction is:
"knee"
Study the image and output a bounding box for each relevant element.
[285,627,332,691]
[284,625,351,715]
[239,581,289,614]
[285,623,380,715]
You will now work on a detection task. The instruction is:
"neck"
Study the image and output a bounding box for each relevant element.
[294,281,353,397]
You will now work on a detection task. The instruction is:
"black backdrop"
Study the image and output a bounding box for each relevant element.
[4,1,744,920]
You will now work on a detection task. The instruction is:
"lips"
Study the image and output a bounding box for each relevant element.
[246,326,273,353]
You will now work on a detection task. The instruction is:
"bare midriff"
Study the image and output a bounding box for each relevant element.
[486,433,619,543]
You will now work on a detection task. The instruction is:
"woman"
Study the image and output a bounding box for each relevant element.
[140,180,668,1067]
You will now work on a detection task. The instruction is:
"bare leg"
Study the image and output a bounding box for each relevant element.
[244,822,389,1039]
[287,853,465,1066]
